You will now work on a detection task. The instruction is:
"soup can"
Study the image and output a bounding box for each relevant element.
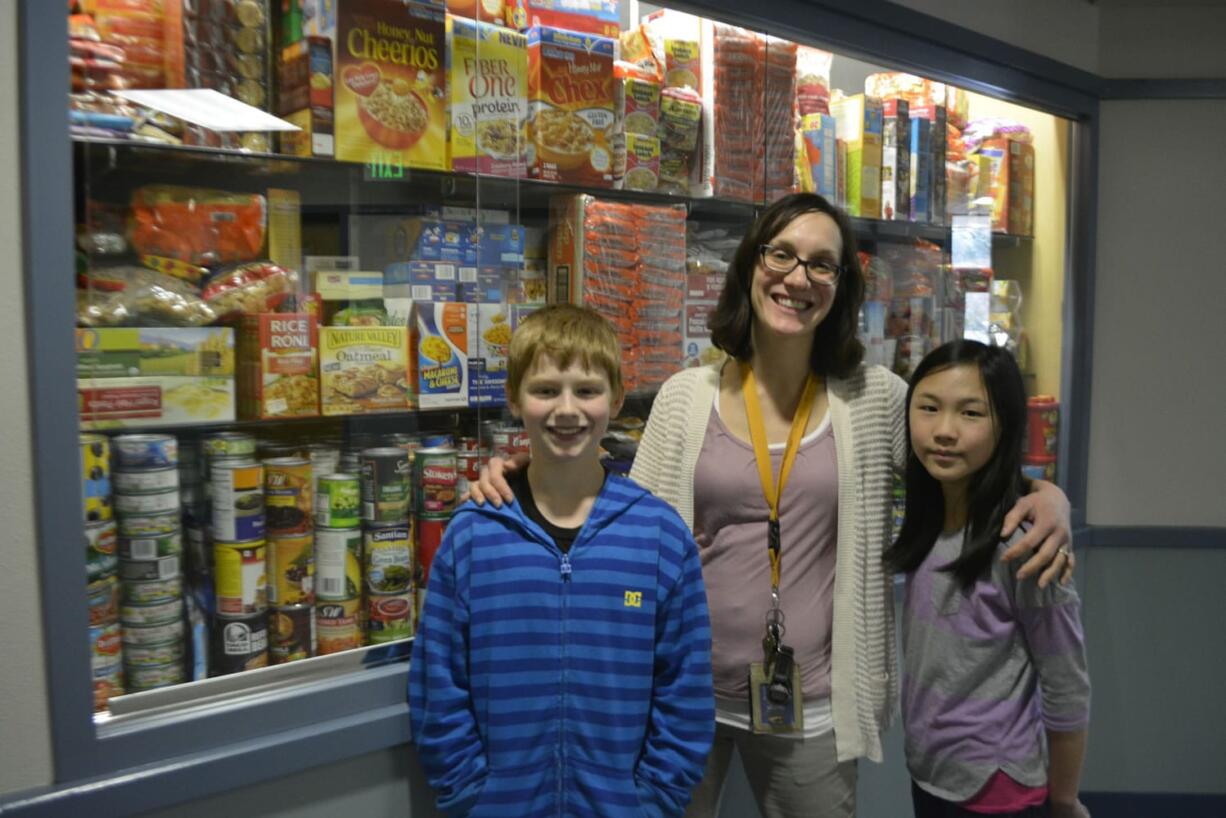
[122,576,183,606]
[119,555,181,583]
[204,431,257,461]
[90,621,124,670]
[415,516,447,588]
[119,529,183,561]
[364,523,412,595]
[80,433,112,522]
[113,467,179,495]
[211,461,265,542]
[213,540,267,615]
[264,457,313,536]
[120,596,183,626]
[125,639,185,668]
[315,474,360,529]
[117,510,180,539]
[113,433,178,470]
[85,520,119,582]
[115,489,181,515]
[212,611,269,675]
[267,533,314,606]
[315,527,363,601]
[93,663,124,712]
[367,592,414,644]
[308,444,341,496]
[456,448,484,503]
[414,447,457,518]
[126,660,185,691]
[361,448,411,524]
[268,605,316,665]
[87,575,120,626]
[316,598,362,655]
[259,441,307,461]
[385,432,424,463]
[122,619,185,647]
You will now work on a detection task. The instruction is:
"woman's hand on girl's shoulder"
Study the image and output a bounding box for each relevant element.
[466,454,529,508]
[999,479,1075,588]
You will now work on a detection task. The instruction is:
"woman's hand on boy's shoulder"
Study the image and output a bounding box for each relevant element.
[999,479,1075,588]
[465,454,529,508]
[1051,798,1091,818]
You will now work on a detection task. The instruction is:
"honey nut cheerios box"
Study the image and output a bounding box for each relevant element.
[336,0,448,171]
[526,26,616,188]
[238,313,320,420]
[448,16,528,176]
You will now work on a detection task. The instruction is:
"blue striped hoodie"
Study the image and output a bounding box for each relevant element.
[409,473,714,818]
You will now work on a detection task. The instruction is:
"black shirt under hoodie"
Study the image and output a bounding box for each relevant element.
[507,467,607,554]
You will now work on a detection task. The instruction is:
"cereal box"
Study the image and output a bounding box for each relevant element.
[881,98,911,221]
[799,113,837,200]
[278,37,336,158]
[832,94,883,219]
[446,0,506,25]
[911,104,947,225]
[448,16,528,176]
[508,0,619,37]
[335,0,447,171]
[319,327,412,415]
[238,314,320,420]
[526,27,616,188]
[412,303,469,409]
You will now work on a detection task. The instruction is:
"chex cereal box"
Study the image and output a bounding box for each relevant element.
[526,26,616,187]
[448,16,528,176]
[508,0,619,37]
[238,314,320,420]
[336,0,447,171]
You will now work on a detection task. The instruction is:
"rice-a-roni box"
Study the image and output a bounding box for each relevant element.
[448,16,528,176]
[238,314,320,420]
[319,326,413,415]
[335,0,447,171]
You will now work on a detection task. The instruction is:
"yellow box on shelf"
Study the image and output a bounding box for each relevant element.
[319,326,414,416]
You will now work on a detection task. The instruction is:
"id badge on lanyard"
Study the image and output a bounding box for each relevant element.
[740,361,816,735]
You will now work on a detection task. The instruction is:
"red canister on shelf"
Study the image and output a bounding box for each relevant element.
[1026,395,1060,458]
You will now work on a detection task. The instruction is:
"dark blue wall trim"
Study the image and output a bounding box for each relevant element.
[1101,79,1226,100]
[1082,791,1226,818]
[1088,526,1226,550]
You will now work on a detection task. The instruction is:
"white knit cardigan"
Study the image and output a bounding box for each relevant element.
[629,360,908,762]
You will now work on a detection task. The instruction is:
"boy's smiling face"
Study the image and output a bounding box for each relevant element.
[508,354,622,468]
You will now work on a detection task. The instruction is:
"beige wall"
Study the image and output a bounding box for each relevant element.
[1099,0,1226,78]
[0,0,55,797]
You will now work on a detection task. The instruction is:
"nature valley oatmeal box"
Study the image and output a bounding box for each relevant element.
[526,26,616,187]
[448,16,528,176]
[319,326,413,415]
[238,314,320,420]
[336,0,447,171]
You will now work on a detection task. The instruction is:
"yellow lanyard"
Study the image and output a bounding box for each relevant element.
[739,361,818,592]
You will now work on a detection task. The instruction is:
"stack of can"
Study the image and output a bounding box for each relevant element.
[111,433,187,693]
[314,470,363,655]
[206,432,269,675]
[263,456,316,664]
[83,433,123,711]
[360,447,415,646]
[414,446,458,618]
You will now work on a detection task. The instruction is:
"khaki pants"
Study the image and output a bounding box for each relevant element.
[684,721,857,818]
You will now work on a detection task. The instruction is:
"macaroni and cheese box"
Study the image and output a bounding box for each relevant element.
[412,302,470,409]
[335,0,447,171]
[238,314,320,420]
[508,0,619,37]
[319,327,413,415]
[832,94,883,219]
[526,27,616,188]
[448,17,528,176]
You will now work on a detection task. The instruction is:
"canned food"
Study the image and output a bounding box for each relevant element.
[361,448,411,524]
[456,449,484,502]
[126,660,185,690]
[211,461,265,542]
[364,524,412,595]
[415,516,447,588]
[259,442,307,461]
[307,444,341,491]
[113,434,178,469]
[180,482,205,509]
[125,640,185,668]
[267,534,313,606]
[90,621,123,669]
[264,457,312,536]
[87,549,118,584]
[203,431,256,460]
[214,541,267,615]
[456,436,481,452]
[185,524,210,575]
[87,575,120,626]
[122,576,183,606]
[93,663,124,712]
[367,592,414,643]
[119,529,183,561]
[80,433,112,522]
[385,433,424,461]
[120,596,184,626]
[314,527,362,601]
[117,510,180,538]
[212,611,269,675]
[421,434,454,449]
[316,598,362,655]
[115,489,181,515]
[269,605,315,665]
[112,468,179,495]
[121,619,185,646]
[315,474,360,529]
[85,520,118,582]
[339,449,362,475]
[235,0,266,27]
[415,447,458,517]
[119,555,181,583]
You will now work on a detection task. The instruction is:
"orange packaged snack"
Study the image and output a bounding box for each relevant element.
[129,186,266,266]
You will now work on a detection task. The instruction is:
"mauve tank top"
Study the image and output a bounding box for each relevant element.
[692,400,839,700]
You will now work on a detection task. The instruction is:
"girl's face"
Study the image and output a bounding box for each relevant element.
[750,211,842,343]
[909,363,999,495]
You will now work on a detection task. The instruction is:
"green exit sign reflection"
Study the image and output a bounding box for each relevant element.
[365,151,405,181]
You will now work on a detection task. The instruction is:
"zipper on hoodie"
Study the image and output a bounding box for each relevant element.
[558,549,571,816]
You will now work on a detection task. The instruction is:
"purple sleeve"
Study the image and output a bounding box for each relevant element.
[1016,577,1091,732]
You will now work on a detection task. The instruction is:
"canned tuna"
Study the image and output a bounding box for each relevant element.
[367,592,414,643]
[113,434,178,469]
[212,611,269,675]
[267,534,313,606]
[120,596,184,626]
[80,433,112,522]
[119,555,181,583]
[119,529,183,561]
[315,474,360,529]
[264,457,312,536]
[117,510,180,538]
[114,489,181,515]
[314,527,362,601]
[364,523,412,595]
[316,598,362,655]
[112,468,179,494]
[126,660,185,690]
[203,431,256,460]
[268,605,315,664]
[122,576,183,606]
[211,461,265,542]
[125,640,185,668]
[214,541,267,615]
[361,448,411,524]
[121,619,185,646]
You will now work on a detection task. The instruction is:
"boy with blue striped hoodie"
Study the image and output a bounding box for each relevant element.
[409,305,714,818]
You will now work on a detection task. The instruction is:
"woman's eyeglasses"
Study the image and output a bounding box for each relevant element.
[758,244,843,287]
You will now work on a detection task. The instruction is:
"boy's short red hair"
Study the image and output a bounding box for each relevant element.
[506,305,624,402]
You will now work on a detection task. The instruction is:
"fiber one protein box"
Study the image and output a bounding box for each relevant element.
[448,16,527,176]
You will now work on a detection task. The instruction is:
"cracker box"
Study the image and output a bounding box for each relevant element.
[448,17,528,176]
[526,27,616,187]
[238,314,320,420]
[319,327,413,415]
[832,94,883,219]
[508,0,619,37]
[335,0,447,171]
[411,302,470,409]
[881,98,911,221]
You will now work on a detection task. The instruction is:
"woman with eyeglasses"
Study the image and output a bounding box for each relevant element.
[469,193,1075,818]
